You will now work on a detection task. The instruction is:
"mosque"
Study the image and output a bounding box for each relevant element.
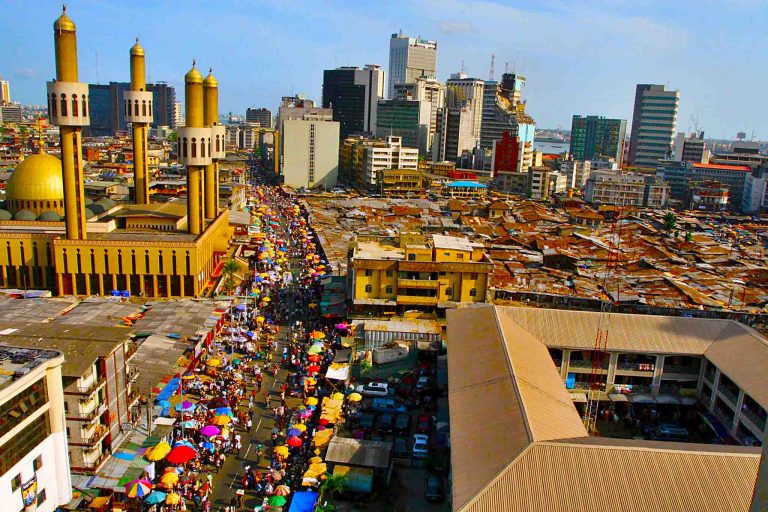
[0,7,232,297]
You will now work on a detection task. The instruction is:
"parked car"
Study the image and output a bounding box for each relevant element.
[378,413,395,433]
[645,424,690,442]
[370,398,407,414]
[358,413,375,431]
[412,433,430,458]
[425,475,445,502]
[416,375,430,390]
[394,413,411,434]
[393,436,410,458]
[416,414,432,434]
[355,382,390,397]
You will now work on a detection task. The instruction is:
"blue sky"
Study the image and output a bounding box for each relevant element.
[2,0,765,139]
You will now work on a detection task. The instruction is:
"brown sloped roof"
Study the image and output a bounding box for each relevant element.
[706,321,768,407]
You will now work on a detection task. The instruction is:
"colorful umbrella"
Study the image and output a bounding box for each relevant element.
[144,490,167,505]
[331,392,345,401]
[125,479,152,498]
[306,365,321,374]
[287,436,303,447]
[306,346,322,355]
[309,456,323,464]
[212,415,232,426]
[307,354,322,362]
[305,397,318,406]
[206,358,222,367]
[145,441,171,461]
[347,392,363,402]
[268,496,287,507]
[160,471,179,486]
[273,485,291,496]
[166,445,197,464]
[165,492,182,505]
[174,400,196,413]
[200,425,221,437]
[274,445,290,457]
[215,407,233,417]
[290,423,307,432]
[287,428,302,437]
[309,331,325,339]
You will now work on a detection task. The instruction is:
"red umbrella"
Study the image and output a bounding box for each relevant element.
[166,445,197,465]
[286,436,302,447]
[306,365,320,374]
[307,355,321,362]
[318,418,329,426]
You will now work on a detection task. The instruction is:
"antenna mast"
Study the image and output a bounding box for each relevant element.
[489,54,495,81]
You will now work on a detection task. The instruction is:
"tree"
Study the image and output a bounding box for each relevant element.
[220,258,243,295]
[318,474,348,507]
[662,212,676,231]
[168,131,178,142]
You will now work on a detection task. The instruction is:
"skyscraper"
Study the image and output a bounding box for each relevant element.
[480,73,534,151]
[0,78,10,104]
[388,32,437,98]
[628,84,680,169]
[245,107,273,128]
[446,72,485,144]
[86,81,176,136]
[322,65,385,139]
[375,98,430,154]
[570,115,627,164]
[393,77,445,155]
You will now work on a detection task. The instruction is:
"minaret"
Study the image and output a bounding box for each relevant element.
[125,38,153,205]
[47,6,89,240]
[203,69,224,219]
[176,62,210,235]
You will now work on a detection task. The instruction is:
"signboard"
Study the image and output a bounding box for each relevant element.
[21,475,37,512]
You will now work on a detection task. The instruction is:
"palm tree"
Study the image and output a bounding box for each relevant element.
[318,474,348,508]
[662,212,677,231]
[220,258,243,295]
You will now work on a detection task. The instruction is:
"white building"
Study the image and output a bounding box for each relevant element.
[0,345,71,512]
[628,84,679,169]
[446,73,485,142]
[743,172,767,213]
[363,135,419,190]
[559,160,591,189]
[282,119,340,190]
[584,170,669,207]
[388,33,437,98]
[173,101,184,128]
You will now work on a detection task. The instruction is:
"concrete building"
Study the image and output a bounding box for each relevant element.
[628,84,679,170]
[282,119,340,190]
[393,77,445,155]
[585,170,669,207]
[447,305,768,512]
[446,73,485,142]
[277,96,332,132]
[559,159,591,189]
[0,78,9,104]
[322,65,385,139]
[87,81,177,136]
[339,135,418,191]
[480,73,534,150]
[570,115,626,164]
[375,99,430,153]
[688,180,730,212]
[433,105,475,162]
[376,168,424,196]
[245,107,272,128]
[658,161,752,209]
[174,101,184,127]
[0,103,23,124]
[673,131,708,163]
[387,32,437,99]
[0,344,71,512]
[743,169,767,214]
[349,233,493,316]
[712,142,768,169]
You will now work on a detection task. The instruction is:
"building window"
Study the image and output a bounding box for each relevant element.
[37,489,46,506]
[364,269,372,277]
[142,100,147,117]
[471,273,478,280]
[60,94,67,116]
[364,284,372,293]
[457,253,464,260]
[445,287,453,296]
[72,95,78,117]
[201,139,205,158]
[191,138,197,158]
[33,455,42,471]
[385,270,393,277]
[50,94,57,116]
[469,288,477,297]
[134,99,139,116]
[408,253,416,261]
[11,474,21,492]
[82,94,87,116]
[385,285,393,294]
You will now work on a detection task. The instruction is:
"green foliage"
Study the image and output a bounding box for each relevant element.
[358,359,371,374]
[319,474,348,504]
[662,212,676,231]
[220,258,243,293]
[168,131,178,142]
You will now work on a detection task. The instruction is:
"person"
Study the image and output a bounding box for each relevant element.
[247,417,253,432]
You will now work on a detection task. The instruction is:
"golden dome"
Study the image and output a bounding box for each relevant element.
[185,61,203,84]
[203,69,218,88]
[7,153,65,209]
[130,38,145,57]
[54,6,76,32]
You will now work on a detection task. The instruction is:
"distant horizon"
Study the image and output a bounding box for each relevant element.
[3,0,766,140]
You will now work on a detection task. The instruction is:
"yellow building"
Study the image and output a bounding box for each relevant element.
[349,233,492,315]
[376,168,424,196]
[0,8,232,298]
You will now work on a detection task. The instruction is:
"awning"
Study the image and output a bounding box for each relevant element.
[325,363,349,381]
[333,465,373,493]
[287,491,318,512]
[654,395,681,405]
[569,392,587,403]
[608,393,629,402]
[629,394,656,404]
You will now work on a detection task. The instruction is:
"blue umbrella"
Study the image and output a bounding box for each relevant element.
[215,407,233,417]
[145,490,167,505]
[173,439,195,449]
[235,304,247,311]
[287,428,302,437]
[157,399,171,408]
[254,276,264,283]
[202,441,215,451]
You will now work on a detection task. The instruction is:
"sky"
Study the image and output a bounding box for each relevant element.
[2,0,766,140]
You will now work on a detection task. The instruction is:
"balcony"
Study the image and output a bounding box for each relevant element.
[718,385,740,406]
[569,359,608,370]
[742,408,767,432]
[396,295,438,306]
[72,374,106,396]
[77,450,111,471]
[616,362,655,373]
[397,278,439,290]
[78,424,109,446]
[126,367,139,383]
[662,364,701,376]
[69,402,107,422]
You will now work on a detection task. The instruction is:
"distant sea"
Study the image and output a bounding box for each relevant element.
[534,140,569,154]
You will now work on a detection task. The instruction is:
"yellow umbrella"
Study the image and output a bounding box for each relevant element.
[309,456,323,464]
[290,423,307,432]
[220,426,231,438]
[206,358,221,368]
[160,472,179,486]
[261,296,271,302]
[331,392,344,401]
[145,441,171,461]
[165,492,182,505]
[305,397,318,406]
[256,316,265,324]
[347,393,362,402]
[212,415,232,426]
[310,331,325,339]
[274,445,290,457]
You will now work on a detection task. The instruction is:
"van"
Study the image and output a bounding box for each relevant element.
[648,424,690,442]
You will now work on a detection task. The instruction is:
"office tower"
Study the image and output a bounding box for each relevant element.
[125,38,152,205]
[282,120,340,189]
[375,98,430,154]
[0,78,10,104]
[388,32,437,98]
[245,107,273,128]
[0,104,23,124]
[446,72,484,142]
[149,82,177,128]
[322,65,385,139]
[393,76,445,154]
[480,73,534,150]
[433,105,474,162]
[628,84,679,169]
[174,101,184,127]
[570,115,627,164]
[87,81,176,136]
[673,131,708,163]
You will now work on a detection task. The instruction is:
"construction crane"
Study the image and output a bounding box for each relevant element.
[489,54,495,81]
[584,181,627,435]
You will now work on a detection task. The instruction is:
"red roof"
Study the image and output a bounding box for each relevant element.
[693,163,751,171]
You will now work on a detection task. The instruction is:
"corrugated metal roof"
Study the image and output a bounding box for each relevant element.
[324,436,392,469]
[706,321,768,407]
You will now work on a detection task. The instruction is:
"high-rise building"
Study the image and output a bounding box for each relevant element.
[0,103,23,124]
[585,170,669,207]
[480,74,535,151]
[433,105,474,162]
[86,81,177,136]
[322,65,385,139]
[174,101,184,127]
[245,107,272,128]
[569,115,626,164]
[393,77,445,155]
[0,345,72,511]
[673,132,708,163]
[282,119,340,189]
[149,81,177,128]
[446,72,484,143]
[628,84,679,169]
[375,99,430,153]
[388,32,437,98]
[0,78,10,104]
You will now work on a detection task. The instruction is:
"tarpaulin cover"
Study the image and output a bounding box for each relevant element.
[156,378,181,401]
[287,491,318,512]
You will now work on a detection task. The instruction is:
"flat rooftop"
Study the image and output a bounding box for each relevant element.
[355,241,404,260]
[0,344,61,391]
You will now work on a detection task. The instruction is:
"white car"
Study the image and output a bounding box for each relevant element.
[355,382,390,397]
[412,433,429,458]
